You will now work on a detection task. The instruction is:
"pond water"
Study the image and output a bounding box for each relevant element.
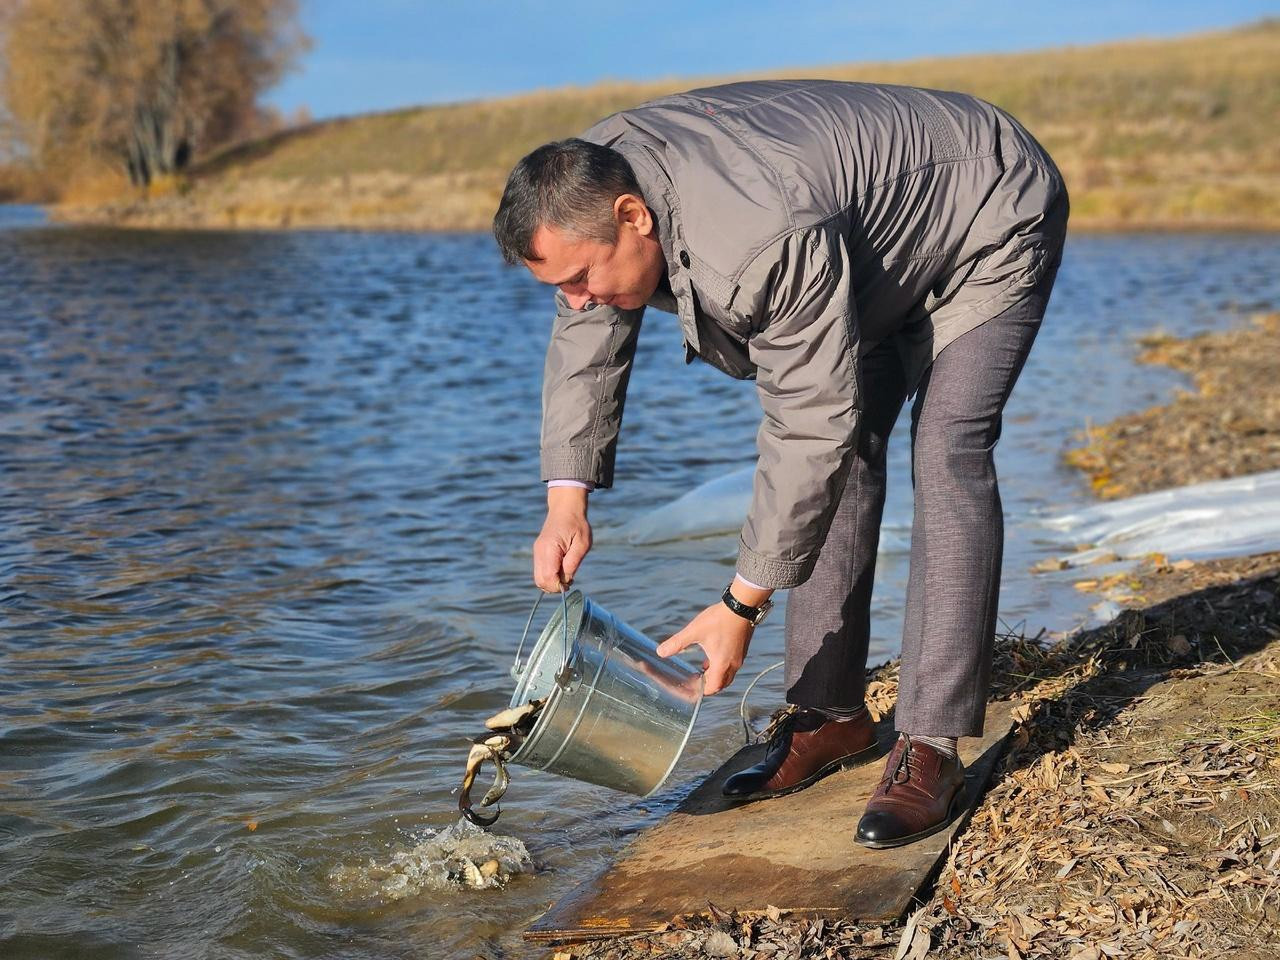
[1,204,1277,958]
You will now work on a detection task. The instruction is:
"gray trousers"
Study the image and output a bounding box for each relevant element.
[784,268,1058,737]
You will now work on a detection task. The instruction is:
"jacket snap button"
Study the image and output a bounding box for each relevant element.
[679,250,690,268]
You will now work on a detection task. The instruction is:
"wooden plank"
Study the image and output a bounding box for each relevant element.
[525,700,1013,946]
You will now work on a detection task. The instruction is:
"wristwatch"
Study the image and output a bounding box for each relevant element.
[721,583,774,626]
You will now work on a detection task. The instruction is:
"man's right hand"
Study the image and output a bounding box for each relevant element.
[533,486,592,591]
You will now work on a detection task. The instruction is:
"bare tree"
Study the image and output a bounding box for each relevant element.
[1,0,308,188]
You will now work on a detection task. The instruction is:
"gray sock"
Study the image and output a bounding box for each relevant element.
[814,704,869,723]
[906,733,958,759]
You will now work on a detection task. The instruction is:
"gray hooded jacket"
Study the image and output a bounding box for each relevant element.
[539,79,1068,589]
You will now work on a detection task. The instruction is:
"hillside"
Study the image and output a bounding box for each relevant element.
[60,20,1280,232]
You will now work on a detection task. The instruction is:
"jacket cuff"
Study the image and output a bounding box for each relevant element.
[735,539,812,590]
[540,447,614,489]
[546,479,595,491]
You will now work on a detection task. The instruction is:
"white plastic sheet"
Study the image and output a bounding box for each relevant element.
[619,466,755,544]
[618,465,911,554]
[1045,469,1280,566]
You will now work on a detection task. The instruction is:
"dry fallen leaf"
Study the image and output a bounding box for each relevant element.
[1032,556,1070,573]
[861,926,888,946]
[703,930,737,957]
[895,908,928,960]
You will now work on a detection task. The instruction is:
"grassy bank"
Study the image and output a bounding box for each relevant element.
[538,319,1280,955]
[57,19,1280,233]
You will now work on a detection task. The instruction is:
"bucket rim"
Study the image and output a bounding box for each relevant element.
[505,591,597,769]
[507,587,587,709]
[503,676,564,769]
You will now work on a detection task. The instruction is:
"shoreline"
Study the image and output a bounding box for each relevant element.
[46,203,1280,236]
[541,312,1280,957]
[1066,312,1280,499]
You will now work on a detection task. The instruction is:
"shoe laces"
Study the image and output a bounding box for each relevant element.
[754,704,799,745]
[888,734,922,788]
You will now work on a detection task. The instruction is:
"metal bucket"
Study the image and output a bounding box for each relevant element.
[506,588,703,796]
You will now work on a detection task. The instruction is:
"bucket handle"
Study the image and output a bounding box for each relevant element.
[739,659,784,744]
[511,584,573,687]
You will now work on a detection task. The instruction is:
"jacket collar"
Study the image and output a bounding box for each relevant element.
[614,142,701,354]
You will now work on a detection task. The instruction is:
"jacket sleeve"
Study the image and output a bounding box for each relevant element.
[735,227,862,589]
[540,289,645,489]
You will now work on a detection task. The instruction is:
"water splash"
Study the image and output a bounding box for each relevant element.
[328,819,533,900]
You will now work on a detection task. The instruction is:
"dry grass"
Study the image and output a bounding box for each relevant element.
[0,163,59,203]
[919,554,1280,959]
[58,20,1280,232]
[58,167,136,206]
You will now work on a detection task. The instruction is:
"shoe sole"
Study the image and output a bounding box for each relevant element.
[727,742,881,802]
[854,784,967,850]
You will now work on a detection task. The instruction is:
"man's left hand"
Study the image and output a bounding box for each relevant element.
[657,601,755,695]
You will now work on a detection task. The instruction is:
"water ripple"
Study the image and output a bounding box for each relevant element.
[1,218,1278,958]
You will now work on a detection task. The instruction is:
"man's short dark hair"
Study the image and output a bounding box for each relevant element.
[492,138,644,265]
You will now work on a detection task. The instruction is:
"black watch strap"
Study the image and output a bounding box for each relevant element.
[721,584,773,626]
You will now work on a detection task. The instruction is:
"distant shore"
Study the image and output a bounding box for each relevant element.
[544,313,1280,958]
[50,197,1280,235]
[42,20,1280,236]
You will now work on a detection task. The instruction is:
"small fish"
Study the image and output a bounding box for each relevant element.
[458,743,504,827]
[483,698,544,732]
[459,857,486,888]
[480,753,511,808]
[457,698,545,825]
[480,733,513,751]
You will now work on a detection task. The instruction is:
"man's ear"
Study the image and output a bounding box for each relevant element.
[614,193,653,237]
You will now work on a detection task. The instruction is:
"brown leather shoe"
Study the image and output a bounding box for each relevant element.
[855,735,966,848]
[722,706,878,800]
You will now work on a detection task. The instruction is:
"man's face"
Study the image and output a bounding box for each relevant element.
[523,194,665,311]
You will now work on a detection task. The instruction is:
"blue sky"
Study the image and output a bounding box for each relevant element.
[268,1,1279,120]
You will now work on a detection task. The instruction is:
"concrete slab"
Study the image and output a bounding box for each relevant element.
[525,700,1013,946]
